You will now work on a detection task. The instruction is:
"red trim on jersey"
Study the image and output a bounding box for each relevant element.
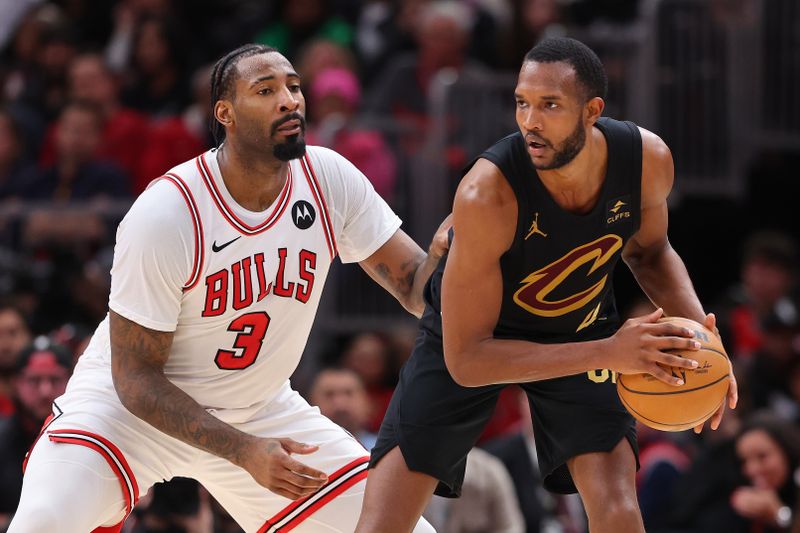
[197,153,293,235]
[159,174,205,291]
[48,429,140,516]
[258,456,369,533]
[299,156,337,261]
[92,524,123,533]
[21,412,58,473]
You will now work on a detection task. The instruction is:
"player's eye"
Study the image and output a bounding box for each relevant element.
[257,88,272,96]
[289,85,301,93]
[516,100,527,108]
[545,102,558,109]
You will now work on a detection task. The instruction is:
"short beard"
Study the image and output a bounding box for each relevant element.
[272,136,306,161]
[533,119,586,170]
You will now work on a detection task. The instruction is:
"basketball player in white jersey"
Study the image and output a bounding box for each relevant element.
[9,45,442,533]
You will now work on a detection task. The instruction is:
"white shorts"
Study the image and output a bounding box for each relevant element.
[21,380,370,532]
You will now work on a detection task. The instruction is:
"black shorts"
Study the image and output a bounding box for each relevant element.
[370,328,638,497]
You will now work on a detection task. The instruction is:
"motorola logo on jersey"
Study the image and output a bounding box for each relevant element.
[513,234,623,317]
[292,200,316,230]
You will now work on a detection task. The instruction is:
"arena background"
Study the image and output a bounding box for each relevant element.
[0,1,798,532]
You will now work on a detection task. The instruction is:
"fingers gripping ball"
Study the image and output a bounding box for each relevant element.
[617,316,730,432]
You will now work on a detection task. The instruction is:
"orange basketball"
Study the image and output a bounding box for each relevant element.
[617,316,731,432]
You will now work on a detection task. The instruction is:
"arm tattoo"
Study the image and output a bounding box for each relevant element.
[110,311,252,465]
[374,256,422,299]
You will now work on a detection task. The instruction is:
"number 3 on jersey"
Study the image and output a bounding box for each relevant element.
[215,312,270,370]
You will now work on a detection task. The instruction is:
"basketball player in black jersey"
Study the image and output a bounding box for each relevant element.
[355,38,738,533]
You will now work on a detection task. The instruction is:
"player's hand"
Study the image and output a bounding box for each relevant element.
[693,312,738,433]
[730,486,783,523]
[241,437,328,500]
[429,213,453,260]
[608,307,700,386]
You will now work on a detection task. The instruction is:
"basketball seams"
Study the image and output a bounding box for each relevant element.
[619,393,725,430]
[618,373,729,395]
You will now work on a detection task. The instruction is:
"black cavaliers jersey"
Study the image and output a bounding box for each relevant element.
[421,117,642,344]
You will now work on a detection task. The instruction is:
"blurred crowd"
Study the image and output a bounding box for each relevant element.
[0,0,798,532]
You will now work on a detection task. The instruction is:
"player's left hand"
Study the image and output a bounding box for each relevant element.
[693,312,738,433]
[429,213,453,259]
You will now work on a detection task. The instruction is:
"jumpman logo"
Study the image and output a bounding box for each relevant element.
[525,212,547,239]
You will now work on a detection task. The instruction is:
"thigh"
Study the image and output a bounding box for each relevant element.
[522,372,638,494]
[10,436,130,532]
[371,338,503,497]
[194,385,371,532]
[567,437,638,499]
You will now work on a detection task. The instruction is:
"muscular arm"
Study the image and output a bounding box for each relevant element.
[110,311,328,498]
[621,129,705,323]
[442,159,699,388]
[442,159,609,386]
[109,311,259,467]
[623,129,738,429]
[360,216,451,318]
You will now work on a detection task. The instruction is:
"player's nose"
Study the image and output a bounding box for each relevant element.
[278,87,301,113]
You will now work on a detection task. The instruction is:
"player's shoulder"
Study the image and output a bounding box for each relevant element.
[124,170,199,235]
[302,145,369,198]
[458,157,516,211]
[306,145,349,166]
[635,125,673,165]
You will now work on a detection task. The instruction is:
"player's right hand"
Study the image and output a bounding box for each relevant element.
[242,437,328,500]
[607,308,701,386]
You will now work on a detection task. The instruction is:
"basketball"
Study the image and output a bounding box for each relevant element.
[617,316,731,432]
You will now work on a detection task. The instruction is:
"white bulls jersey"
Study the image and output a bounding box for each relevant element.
[67,146,401,422]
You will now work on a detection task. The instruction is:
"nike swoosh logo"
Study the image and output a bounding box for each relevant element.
[211,236,241,252]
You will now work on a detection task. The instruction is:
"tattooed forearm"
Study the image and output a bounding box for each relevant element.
[369,248,435,317]
[109,311,254,466]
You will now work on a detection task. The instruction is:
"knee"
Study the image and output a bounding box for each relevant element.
[586,493,641,527]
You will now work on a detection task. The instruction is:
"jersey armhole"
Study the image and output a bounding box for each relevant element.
[151,174,205,291]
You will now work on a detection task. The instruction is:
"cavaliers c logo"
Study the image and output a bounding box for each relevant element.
[513,234,623,317]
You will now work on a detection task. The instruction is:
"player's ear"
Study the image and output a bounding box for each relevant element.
[215,100,234,129]
[585,96,604,124]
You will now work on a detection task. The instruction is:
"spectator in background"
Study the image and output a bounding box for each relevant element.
[307,67,397,202]
[730,413,800,532]
[17,100,130,203]
[502,0,565,69]
[3,4,77,124]
[38,52,150,192]
[135,64,211,193]
[423,447,525,533]
[256,0,354,60]
[367,1,480,121]
[0,108,34,199]
[340,332,397,433]
[296,38,359,95]
[0,303,32,417]
[121,15,191,117]
[0,338,71,527]
[309,367,377,450]
[635,420,692,530]
[365,0,489,166]
[742,306,800,418]
[716,230,798,362]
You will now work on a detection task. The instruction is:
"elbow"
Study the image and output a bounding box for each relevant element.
[443,348,481,387]
[401,293,424,318]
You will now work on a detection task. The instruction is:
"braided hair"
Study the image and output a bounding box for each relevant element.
[209,44,278,146]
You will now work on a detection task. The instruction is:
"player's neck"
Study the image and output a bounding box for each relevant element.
[216,143,290,212]
[537,127,607,214]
